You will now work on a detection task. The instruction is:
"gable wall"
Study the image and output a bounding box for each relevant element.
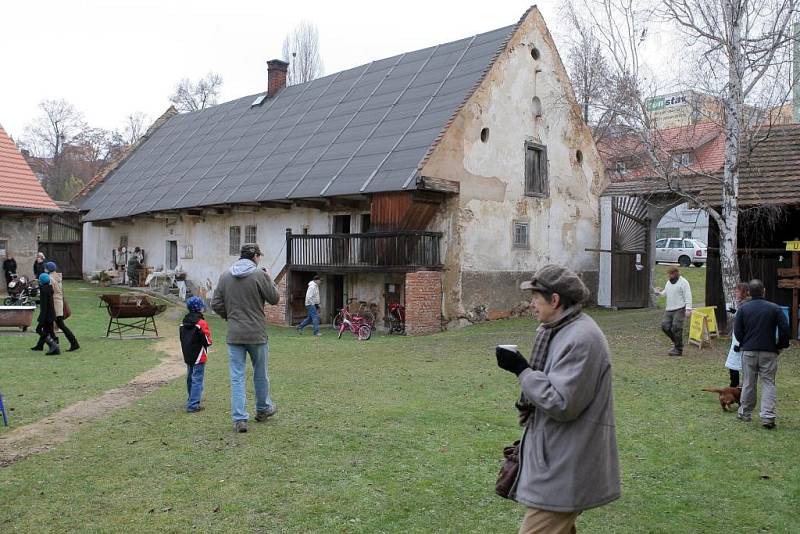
[421,8,606,319]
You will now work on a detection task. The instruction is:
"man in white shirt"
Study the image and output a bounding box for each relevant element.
[654,266,693,356]
[296,275,322,336]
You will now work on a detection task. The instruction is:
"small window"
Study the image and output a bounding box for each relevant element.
[251,94,267,107]
[480,127,490,142]
[513,221,529,248]
[530,46,541,60]
[671,152,692,168]
[575,150,583,164]
[524,142,548,197]
[245,224,257,245]
[0,239,7,257]
[683,231,693,239]
[119,234,128,248]
[229,226,241,256]
[615,161,627,174]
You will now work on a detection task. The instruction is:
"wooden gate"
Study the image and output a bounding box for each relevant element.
[611,196,650,308]
[38,209,83,279]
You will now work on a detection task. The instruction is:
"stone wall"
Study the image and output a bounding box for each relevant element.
[0,216,39,294]
[404,270,442,335]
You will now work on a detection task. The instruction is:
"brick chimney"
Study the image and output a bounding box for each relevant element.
[267,59,289,97]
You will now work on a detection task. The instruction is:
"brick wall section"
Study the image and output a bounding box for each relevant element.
[404,270,443,335]
[265,272,288,325]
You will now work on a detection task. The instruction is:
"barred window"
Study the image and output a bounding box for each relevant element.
[245,225,257,245]
[229,226,241,256]
[119,234,128,248]
[524,142,548,197]
[512,221,529,249]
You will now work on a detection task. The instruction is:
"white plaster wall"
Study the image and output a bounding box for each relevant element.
[82,207,335,286]
[423,9,602,272]
[421,8,605,315]
[598,196,612,307]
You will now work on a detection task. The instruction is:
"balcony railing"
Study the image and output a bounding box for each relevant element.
[286,231,442,272]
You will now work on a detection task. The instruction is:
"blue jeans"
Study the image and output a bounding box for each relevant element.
[227,342,273,422]
[186,362,206,412]
[297,304,320,334]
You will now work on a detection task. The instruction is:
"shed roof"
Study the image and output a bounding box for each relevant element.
[79,18,527,222]
[0,123,60,213]
[602,124,800,207]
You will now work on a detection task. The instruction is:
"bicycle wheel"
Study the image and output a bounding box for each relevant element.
[357,324,372,341]
[331,312,343,331]
[361,310,375,327]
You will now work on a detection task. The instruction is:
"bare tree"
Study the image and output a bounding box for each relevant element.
[662,0,796,306]
[563,4,612,124]
[21,100,90,199]
[572,0,796,307]
[169,72,223,112]
[282,21,324,85]
[122,111,148,144]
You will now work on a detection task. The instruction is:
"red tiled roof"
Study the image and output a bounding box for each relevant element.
[602,124,800,207]
[597,122,726,181]
[0,122,60,212]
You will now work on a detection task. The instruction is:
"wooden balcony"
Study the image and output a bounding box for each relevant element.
[286,231,443,272]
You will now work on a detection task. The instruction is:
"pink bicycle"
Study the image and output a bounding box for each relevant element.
[337,307,372,341]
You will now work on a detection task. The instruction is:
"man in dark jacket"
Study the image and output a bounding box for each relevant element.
[32,273,60,355]
[2,254,16,289]
[496,264,620,532]
[211,243,279,433]
[734,279,790,429]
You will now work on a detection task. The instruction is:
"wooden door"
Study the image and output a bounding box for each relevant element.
[611,196,650,308]
[40,242,83,279]
[290,271,315,324]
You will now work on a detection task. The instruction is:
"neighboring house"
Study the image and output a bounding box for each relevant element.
[599,124,800,321]
[656,204,709,242]
[0,122,61,289]
[77,7,604,333]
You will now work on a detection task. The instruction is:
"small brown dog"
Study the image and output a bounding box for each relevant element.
[702,387,742,411]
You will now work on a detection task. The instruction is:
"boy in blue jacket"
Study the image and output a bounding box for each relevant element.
[180,297,213,413]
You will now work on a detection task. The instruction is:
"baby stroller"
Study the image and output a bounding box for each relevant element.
[388,303,405,335]
[4,275,39,305]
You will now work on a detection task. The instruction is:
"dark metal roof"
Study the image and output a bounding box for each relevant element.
[80,24,518,221]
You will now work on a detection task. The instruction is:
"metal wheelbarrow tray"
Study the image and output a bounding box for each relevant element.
[0,305,37,332]
[99,293,167,338]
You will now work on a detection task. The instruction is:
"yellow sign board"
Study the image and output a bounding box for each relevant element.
[693,306,718,337]
[688,311,710,348]
[786,241,800,252]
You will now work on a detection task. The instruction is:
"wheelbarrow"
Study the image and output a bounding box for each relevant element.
[0,305,37,332]
[99,293,167,339]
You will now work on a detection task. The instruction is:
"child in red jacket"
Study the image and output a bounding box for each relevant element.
[180,297,212,413]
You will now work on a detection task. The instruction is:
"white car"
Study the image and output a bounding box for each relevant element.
[655,238,707,267]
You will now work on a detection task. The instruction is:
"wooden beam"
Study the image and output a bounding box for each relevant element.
[259,201,292,209]
[417,176,460,194]
[293,199,330,210]
[91,220,114,227]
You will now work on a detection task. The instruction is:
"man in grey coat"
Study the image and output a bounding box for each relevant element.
[212,243,280,433]
[496,264,620,533]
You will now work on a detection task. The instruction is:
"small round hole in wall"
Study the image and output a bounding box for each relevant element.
[480,127,489,142]
[530,46,540,60]
[576,150,583,163]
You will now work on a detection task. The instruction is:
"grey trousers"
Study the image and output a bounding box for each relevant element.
[738,350,778,422]
[661,308,686,349]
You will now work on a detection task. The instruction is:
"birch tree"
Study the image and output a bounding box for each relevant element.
[569,0,796,308]
[282,21,324,86]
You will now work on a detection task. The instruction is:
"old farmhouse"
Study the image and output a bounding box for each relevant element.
[77,7,604,333]
[0,122,60,289]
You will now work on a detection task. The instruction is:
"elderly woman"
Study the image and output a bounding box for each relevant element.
[33,252,46,278]
[45,261,79,352]
[32,272,60,355]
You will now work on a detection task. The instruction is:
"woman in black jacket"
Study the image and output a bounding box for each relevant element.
[32,273,60,355]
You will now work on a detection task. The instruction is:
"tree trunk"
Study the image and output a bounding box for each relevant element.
[719,1,743,308]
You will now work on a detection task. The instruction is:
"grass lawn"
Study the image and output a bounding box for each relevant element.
[0,281,170,432]
[2,281,799,532]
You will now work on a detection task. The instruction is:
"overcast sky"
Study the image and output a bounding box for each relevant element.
[0,0,569,141]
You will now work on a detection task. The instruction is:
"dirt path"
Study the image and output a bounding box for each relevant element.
[0,335,183,468]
